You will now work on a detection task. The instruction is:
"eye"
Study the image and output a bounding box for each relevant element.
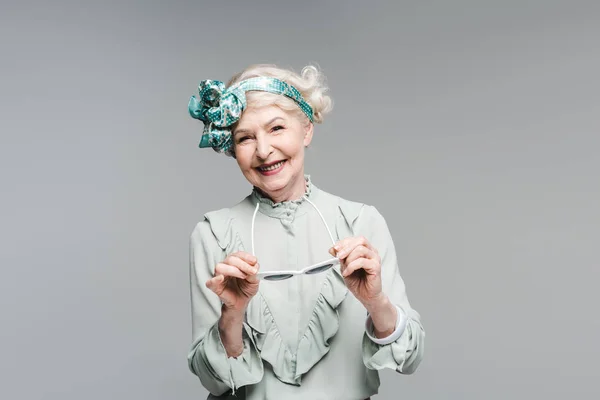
[271,125,285,132]
[236,135,251,144]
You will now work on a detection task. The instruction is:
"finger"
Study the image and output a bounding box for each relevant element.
[345,245,378,266]
[205,274,225,293]
[330,241,347,256]
[332,239,355,260]
[215,262,247,279]
[245,273,260,284]
[332,238,352,254]
[334,237,362,257]
[226,256,259,276]
[343,258,378,277]
[338,236,377,258]
[230,251,258,266]
[243,262,261,283]
[353,236,375,252]
[336,236,374,259]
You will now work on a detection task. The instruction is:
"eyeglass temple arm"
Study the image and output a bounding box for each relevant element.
[250,196,337,258]
[303,196,336,246]
[251,202,260,256]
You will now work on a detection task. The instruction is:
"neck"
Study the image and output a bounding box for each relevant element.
[258,173,307,203]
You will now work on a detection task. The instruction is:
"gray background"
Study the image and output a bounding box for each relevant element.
[1,0,599,399]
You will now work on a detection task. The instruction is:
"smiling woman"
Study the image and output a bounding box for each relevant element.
[186,64,425,400]
[228,65,330,203]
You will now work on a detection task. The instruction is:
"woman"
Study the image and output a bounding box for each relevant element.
[187,64,425,400]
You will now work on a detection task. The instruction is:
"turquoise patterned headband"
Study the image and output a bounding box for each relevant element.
[188,76,314,156]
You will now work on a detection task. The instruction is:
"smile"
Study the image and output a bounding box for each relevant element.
[257,160,286,175]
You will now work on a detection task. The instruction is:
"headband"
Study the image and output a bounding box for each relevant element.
[188,76,314,156]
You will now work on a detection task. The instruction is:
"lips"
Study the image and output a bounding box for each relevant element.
[257,160,285,172]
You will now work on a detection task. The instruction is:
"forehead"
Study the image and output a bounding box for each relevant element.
[235,105,287,129]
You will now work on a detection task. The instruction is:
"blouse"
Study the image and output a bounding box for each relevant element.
[187,175,425,400]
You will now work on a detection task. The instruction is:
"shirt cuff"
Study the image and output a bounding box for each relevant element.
[365,304,407,345]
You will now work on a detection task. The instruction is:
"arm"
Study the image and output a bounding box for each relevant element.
[187,220,264,396]
[218,305,246,357]
[359,206,425,374]
[363,293,402,339]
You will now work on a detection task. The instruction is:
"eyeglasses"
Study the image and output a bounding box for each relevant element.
[250,196,340,281]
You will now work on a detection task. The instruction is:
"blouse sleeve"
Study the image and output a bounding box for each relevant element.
[187,217,264,396]
[355,205,425,374]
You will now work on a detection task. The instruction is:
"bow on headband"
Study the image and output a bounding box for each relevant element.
[188,77,314,157]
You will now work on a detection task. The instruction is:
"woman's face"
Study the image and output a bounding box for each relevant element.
[233,105,313,201]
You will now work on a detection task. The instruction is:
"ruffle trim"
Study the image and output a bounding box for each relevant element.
[204,209,244,253]
[245,266,348,385]
[251,174,313,209]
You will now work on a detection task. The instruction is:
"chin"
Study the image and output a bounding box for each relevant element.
[258,176,289,193]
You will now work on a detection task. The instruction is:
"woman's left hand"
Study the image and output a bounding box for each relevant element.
[329,236,383,307]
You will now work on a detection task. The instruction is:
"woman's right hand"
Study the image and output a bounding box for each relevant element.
[205,251,260,311]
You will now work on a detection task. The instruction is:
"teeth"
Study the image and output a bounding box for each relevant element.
[259,161,284,171]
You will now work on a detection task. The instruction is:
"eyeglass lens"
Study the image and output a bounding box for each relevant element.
[304,263,334,275]
[264,274,295,281]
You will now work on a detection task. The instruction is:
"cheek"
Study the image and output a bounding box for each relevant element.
[234,147,253,170]
[281,132,306,158]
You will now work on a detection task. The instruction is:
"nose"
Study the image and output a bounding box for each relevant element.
[255,134,273,160]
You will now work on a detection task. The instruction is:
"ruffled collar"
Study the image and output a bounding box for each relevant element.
[250,174,314,222]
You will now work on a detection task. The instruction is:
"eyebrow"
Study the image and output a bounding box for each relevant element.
[234,117,285,136]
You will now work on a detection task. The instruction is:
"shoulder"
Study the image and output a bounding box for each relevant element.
[190,196,253,250]
[314,185,384,229]
[327,192,393,249]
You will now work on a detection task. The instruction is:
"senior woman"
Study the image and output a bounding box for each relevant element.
[187,64,425,400]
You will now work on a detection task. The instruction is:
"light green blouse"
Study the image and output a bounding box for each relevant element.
[188,176,425,400]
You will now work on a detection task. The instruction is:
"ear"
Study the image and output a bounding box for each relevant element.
[303,122,314,147]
